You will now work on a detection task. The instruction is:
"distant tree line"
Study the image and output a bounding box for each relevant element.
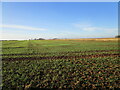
[29,38,59,40]
[29,38,45,40]
[35,38,45,40]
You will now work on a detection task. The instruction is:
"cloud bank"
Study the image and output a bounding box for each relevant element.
[0,24,47,31]
[73,23,117,32]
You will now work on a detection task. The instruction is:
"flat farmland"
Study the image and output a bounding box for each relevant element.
[2,38,120,89]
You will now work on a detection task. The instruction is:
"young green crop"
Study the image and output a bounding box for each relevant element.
[2,40,120,89]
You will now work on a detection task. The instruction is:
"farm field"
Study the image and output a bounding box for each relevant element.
[2,38,120,89]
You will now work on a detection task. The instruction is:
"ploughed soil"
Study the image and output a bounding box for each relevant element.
[2,53,120,61]
[2,47,25,49]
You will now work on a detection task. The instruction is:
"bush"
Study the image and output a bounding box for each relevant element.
[115,35,120,38]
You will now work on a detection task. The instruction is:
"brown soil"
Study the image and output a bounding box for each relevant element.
[2,47,25,49]
[2,53,119,61]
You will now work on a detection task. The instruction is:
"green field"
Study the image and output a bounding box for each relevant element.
[2,40,120,89]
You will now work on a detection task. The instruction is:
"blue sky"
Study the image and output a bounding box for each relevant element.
[1,2,118,40]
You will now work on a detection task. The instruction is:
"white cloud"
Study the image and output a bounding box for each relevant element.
[0,24,47,31]
[83,27,118,32]
[73,23,117,32]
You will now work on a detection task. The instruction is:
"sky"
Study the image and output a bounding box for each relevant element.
[1,0,119,2]
[1,2,118,40]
